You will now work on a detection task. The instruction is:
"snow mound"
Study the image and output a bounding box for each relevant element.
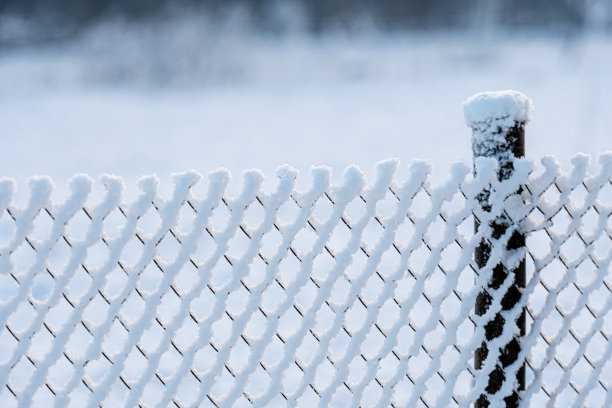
[463,90,533,128]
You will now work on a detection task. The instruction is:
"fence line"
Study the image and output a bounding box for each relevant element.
[0,153,611,407]
[1,93,612,408]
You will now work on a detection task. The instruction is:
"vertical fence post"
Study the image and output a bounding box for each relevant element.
[463,90,533,408]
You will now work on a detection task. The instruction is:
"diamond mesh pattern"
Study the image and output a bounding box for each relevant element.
[0,154,611,407]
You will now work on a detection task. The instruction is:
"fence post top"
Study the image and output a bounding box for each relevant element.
[463,90,533,129]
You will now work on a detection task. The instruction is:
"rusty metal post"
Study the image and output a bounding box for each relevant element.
[464,90,532,408]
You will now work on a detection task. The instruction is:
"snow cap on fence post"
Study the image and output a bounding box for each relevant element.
[464,90,531,408]
[464,90,532,179]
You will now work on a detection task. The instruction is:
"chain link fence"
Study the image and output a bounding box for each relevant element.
[0,92,611,407]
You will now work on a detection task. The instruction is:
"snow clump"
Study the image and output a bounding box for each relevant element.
[463,90,533,129]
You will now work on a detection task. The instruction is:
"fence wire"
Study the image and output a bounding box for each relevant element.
[0,154,611,408]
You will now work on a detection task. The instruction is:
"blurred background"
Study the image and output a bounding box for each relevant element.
[1,0,611,194]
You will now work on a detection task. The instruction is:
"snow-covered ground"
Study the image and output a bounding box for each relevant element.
[1,26,611,193]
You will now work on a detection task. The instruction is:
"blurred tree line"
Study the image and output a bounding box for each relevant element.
[0,0,607,44]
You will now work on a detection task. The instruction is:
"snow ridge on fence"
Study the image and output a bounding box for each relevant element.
[0,154,611,408]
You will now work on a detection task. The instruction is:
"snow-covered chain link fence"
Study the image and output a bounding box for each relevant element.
[1,91,612,408]
[0,154,611,408]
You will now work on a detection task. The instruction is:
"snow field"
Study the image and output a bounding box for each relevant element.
[1,33,612,191]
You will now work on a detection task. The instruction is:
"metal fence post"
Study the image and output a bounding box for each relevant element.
[463,90,533,408]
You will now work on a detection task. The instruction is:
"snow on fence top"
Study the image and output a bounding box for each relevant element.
[0,153,611,408]
[463,90,533,129]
